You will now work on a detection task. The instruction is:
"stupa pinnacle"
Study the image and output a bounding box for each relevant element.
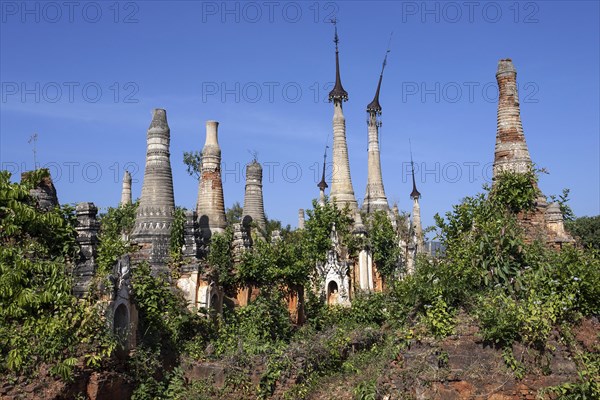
[363,46,391,213]
[317,146,329,206]
[196,121,227,239]
[493,59,533,178]
[327,21,358,216]
[409,145,424,252]
[120,170,132,206]
[242,160,267,235]
[132,109,176,269]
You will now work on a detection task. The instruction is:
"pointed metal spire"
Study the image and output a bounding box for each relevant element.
[367,33,392,115]
[409,140,421,199]
[328,18,348,102]
[317,145,329,191]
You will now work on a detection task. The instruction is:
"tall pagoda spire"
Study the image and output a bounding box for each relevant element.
[327,19,359,219]
[366,34,391,115]
[409,142,424,254]
[196,121,227,240]
[363,41,391,213]
[328,19,348,102]
[493,59,532,179]
[132,109,176,272]
[242,159,268,236]
[120,170,132,206]
[317,145,328,206]
[409,142,420,200]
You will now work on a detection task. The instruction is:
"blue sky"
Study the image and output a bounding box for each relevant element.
[1,1,599,231]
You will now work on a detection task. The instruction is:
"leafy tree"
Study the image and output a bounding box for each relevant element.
[567,215,600,250]
[131,262,203,348]
[129,262,212,398]
[225,202,243,225]
[183,151,202,180]
[489,168,539,214]
[367,210,401,281]
[237,229,311,292]
[207,229,237,294]
[264,216,292,240]
[0,169,114,378]
[434,170,540,298]
[304,198,356,266]
[96,201,138,275]
[214,292,292,356]
[549,188,575,222]
[428,168,600,351]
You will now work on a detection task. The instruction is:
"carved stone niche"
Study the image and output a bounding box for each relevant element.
[73,202,100,298]
[182,210,201,260]
[107,254,138,357]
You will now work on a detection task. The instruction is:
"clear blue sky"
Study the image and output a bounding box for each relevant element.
[1,1,599,231]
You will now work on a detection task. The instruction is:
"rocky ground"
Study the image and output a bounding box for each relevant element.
[2,316,597,400]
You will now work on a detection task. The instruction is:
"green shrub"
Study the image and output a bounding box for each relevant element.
[476,290,522,346]
[0,169,115,378]
[96,202,138,275]
[353,379,377,400]
[215,293,292,356]
[420,288,455,338]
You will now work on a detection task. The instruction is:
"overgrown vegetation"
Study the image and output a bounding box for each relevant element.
[568,215,600,250]
[97,201,138,275]
[366,210,402,281]
[169,206,186,263]
[0,170,115,381]
[1,167,598,399]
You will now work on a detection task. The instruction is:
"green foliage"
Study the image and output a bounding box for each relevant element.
[476,245,600,351]
[304,291,392,332]
[207,229,236,293]
[49,357,78,381]
[567,215,600,250]
[1,169,77,257]
[132,262,204,349]
[129,347,168,400]
[304,198,356,265]
[215,293,292,356]
[434,190,528,295]
[225,201,243,225]
[353,379,377,400]
[419,285,455,338]
[237,229,311,291]
[542,351,600,399]
[345,292,390,327]
[264,216,292,240]
[169,207,186,262]
[0,169,115,378]
[436,172,539,298]
[490,169,539,213]
[476,290,521,346]
[96,202,138,275]
[163,367,218,400]
[237,238,278,288]
[367,210,401,280]
[501,347,526,379]
[430,171,600,350]
[129,263,213,398]
[416,169,600,345]
[3,165,599,399]
[550,188,576,222]
[183,151,202,180]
